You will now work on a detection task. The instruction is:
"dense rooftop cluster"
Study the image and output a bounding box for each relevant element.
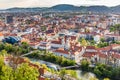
[0,12,120,80]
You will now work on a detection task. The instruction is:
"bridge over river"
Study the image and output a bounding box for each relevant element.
[61,65,80,69]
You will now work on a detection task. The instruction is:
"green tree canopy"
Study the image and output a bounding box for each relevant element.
[110,24,120,35]
[0,65,14,80]
[15,63,39,80]
[79,38,88,46]
[81,59,90,71]
[0,50,8,56]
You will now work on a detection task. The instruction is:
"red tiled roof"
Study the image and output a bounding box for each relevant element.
[54,48,69,54]
[82,52,95,58]
[99,53,107,58]
[70,36,77,40]
[29,42,40,46]
[86,46,96,49]
[51,40,61,44]
[0,32,3,36]
[39,44,49,47]
[112,53,120,59]
[97,46,112,51]
[97,44,120,51]
[83,50,101,57]
[73,46,82,51]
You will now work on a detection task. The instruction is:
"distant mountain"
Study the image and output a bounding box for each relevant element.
[5,7,47,12]
[1,4,120,13]
[49,4,120,13]
[111,5,120,13]
[87,6,111,12]
[49,4,79,11]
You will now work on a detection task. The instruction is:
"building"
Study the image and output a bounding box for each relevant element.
[0,32,4,41]
[29,42,40,49]
[3,36,21,44]
[5,15,13,24]
[38,41,51,50]
[53,46,84,63]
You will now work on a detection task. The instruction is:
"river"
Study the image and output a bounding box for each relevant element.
[29,58,96,80]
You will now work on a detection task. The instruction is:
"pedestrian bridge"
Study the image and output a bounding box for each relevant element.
[61,65,80,69]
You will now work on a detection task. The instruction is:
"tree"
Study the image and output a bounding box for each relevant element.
[93,67,102,77]
[0,50,8,56]
[110,24,120,35]
[80,38,88,46]
[61,59,68,66]
[39,37,43,41]
[90,77,99,80]
[0,65,14,80]
[21,42,29,49]
[27,52,75,66]
[112,67,120,80]
[59,69,66,78]
[89,40,96,46]
[15,63,39,80]
[41,64,49,71]
[103,78,110,80]
[4,43,14,53]
[0,55,41,80]
[93,64,112,78]
[65,70,77,78]
[0,43,4,50]
[97,42,109,48]
[0,56,4,68]
[100,38,105,42]
[56,56,62,65]
[0,56,14,80]
[81,59,90,71]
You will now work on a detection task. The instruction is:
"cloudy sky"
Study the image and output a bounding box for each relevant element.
[0,0,120,9]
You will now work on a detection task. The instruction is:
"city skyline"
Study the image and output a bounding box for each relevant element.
[0,0,120,9]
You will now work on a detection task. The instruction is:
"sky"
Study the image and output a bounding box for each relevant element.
[0,0,120,9]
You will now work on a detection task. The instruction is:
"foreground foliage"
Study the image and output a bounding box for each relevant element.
[59,69,78,80]
[0,56,39,80]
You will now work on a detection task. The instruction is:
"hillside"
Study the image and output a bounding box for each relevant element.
[1,4,120,13]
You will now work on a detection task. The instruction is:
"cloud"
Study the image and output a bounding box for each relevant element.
[0,0,120,9]
[0,0,61,8]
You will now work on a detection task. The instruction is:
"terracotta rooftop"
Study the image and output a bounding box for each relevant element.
[29,42,40,46]
[51,40,61,44]
[86,46,96,49]
[112,53,120,59]
[54,48,69,54]
[99,53,107,58]
[97,44,120,51]
[82,52,95,58]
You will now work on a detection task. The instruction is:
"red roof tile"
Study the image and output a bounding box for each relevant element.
[112,53,120,59]
[51,40,61,44]
[99,53,107,58]
[54,48,69,54]
[86,46,96,49]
